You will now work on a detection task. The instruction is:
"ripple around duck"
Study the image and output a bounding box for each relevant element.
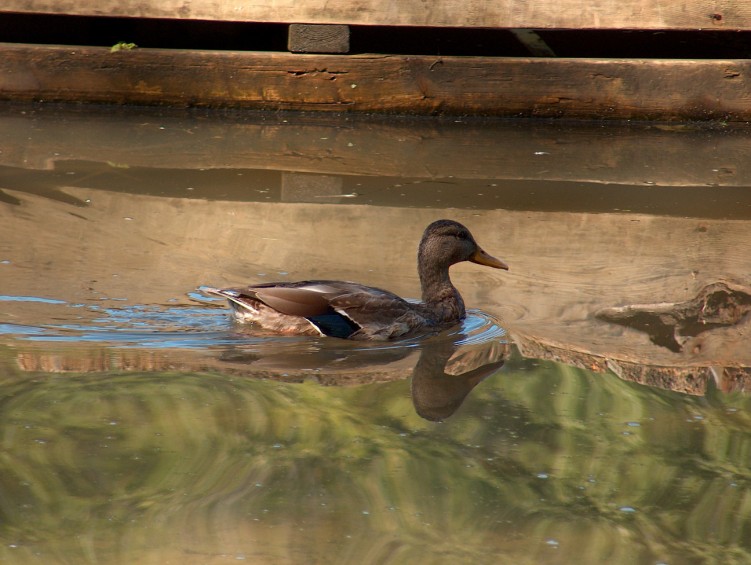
[0,292,509,358]
[454,309,508,346]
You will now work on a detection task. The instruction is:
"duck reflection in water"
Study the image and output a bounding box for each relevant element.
[214,332,508,421]
[411,337,508,421]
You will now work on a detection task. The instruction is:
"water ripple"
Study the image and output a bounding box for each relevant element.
[0,293,508,354]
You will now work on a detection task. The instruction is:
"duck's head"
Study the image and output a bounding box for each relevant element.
[418,219,509,271]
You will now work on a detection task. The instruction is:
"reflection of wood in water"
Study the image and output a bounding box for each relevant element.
[12,346,418,385]
[15,348,196,374]
[11,337,750,397]
[609,363,751,395]
[11,338,511,421]
[514,332,751,395]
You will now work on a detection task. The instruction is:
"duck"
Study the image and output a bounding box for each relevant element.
[205,219,508,340]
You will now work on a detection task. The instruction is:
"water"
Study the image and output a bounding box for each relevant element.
[1,104,751,564]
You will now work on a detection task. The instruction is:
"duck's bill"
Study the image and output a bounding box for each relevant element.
[470,248,509,270]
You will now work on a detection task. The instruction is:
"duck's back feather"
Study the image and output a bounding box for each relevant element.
[209,280,426,340]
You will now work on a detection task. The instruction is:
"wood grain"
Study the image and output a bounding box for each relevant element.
[2,0,749,30]
[2,43,751,120]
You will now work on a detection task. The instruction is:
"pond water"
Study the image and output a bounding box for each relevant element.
[1,104,751,564]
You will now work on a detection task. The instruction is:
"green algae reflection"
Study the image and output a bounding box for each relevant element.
[0,350,750,564]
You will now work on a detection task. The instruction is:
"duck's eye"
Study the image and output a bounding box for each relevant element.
[455,231,468,240]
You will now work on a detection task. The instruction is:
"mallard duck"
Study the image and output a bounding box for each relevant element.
[206,219,508,340]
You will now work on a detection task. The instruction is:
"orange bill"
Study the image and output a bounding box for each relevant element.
[470,248,509,270]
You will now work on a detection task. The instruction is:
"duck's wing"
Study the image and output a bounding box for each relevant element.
[241,283,335,317]
[325,286,420,339]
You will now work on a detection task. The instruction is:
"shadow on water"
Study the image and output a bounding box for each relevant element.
[1,105,751,564]
[3,160,751,219]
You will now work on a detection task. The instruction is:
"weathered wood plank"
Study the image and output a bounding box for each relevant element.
[1,0,749,30]
[1,43,751,120]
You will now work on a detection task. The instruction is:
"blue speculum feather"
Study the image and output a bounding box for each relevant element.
[306,312,360,339]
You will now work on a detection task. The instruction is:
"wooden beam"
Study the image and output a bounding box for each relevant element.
[1,43,750,120]
[1,0,749,30]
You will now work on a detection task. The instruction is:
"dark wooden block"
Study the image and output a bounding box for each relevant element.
[288,24,350,54]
